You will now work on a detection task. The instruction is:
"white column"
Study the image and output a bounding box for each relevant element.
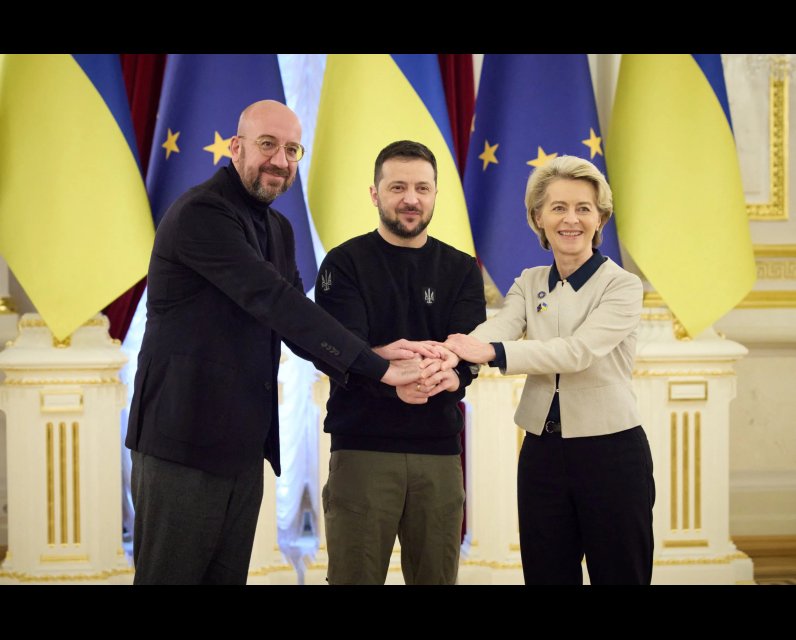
[0,313,131,583]
[457,369,525,584]
[0,255,19,549]
[636,305,755,584]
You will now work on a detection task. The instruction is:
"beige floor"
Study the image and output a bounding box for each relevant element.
[3,539,795,584]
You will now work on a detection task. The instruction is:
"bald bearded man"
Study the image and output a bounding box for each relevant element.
[126,101,431,585]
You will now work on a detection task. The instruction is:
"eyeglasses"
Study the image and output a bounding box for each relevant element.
[238,135,305,162]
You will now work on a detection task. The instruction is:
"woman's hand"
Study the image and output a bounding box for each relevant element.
[444,334,496,364]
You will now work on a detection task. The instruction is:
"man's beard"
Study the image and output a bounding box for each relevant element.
[240,147,294,204]
[378,204,433,239]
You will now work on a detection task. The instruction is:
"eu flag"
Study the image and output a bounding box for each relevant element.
[464,54,621,297]
[147,54,317,289]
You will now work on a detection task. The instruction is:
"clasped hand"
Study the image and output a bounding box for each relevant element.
[375,339,461,405]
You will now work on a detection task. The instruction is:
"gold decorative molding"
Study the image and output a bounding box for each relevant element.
[46,422,55,545]
[72,421,80,544]
[3,377,121,386]
[672,318,690,341]
[0,567,133,582]
[247,564,295,577]
[662,539,709,548]
[668,411,704,535]
[756,260,796,279]
[2,365,122,373]
[755,244,796,258]
[17,317,107,330]
[13,316,110,347]
[59,422,67,544]
[82,318,107,328]
[640,311,673,322]
[53,336,71,349]
[643,292,667,308]
[670,413,677,530]
[695,412,702,530]
[40,554,90,563]
[0,297,17,314]
[747,74,788,221]
[755,244,796,279]
[460,559,524,570]
[737,291,796,308]
[644,289,796,311]
[634,369,735,378]
[683,412,689,529]
[652,552,748,566]
[18,318,49,329]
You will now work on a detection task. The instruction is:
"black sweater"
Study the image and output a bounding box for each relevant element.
[315,231,486,455]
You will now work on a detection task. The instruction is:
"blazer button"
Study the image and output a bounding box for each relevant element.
[321,341,328,348]
[264,382,272,392]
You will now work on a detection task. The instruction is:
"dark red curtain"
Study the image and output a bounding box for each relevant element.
[103,54,167,341]
[439,54,477,542]
[438,54,475,177]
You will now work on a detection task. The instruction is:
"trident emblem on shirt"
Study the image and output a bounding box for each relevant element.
[320,270,332,292]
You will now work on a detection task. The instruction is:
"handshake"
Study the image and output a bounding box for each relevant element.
[377,338,464,405]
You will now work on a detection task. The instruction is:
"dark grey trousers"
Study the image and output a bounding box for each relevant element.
[131,451,264,585]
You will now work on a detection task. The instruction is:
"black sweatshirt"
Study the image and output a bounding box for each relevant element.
[315,231,486,455]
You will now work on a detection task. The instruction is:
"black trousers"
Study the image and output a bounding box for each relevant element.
[517,426,655,585]
[131,451,264,585]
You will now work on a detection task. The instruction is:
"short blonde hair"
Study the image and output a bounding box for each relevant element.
[524,155,613,250]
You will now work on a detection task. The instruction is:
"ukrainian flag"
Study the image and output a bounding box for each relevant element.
[308,54,475,255]
[608,54,756,337]
[0,54,155,340]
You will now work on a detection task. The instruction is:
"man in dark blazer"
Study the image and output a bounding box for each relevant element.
[126,100,437,585]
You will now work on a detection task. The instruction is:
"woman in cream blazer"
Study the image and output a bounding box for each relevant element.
[446,156,655,585]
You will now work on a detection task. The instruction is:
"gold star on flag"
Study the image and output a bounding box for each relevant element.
[161,128,180,159]
[479,140,499,171]
[204,131,233,165]
[581,128,603,159]
[527,146,558,168]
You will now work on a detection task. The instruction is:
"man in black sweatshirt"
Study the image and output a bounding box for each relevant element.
[315,140,486,584]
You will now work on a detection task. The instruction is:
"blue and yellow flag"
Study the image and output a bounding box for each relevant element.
[308,54,475,255]
[0,54,155,340]
[464,54,622,297]
[147,54,317,289]
[608,54,755,337]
